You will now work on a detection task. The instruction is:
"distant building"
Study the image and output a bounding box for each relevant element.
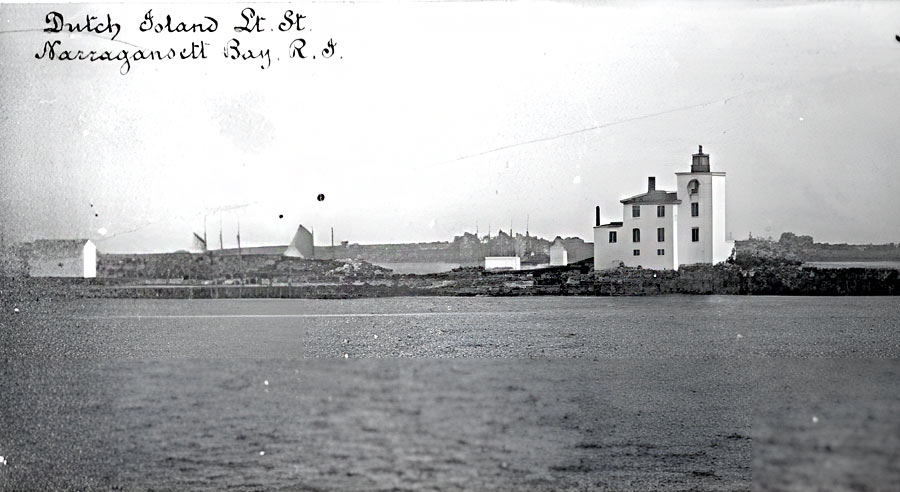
[549,237,568,266]
[593,146,734,270]
[22,239,97,278]
[485,256,521,271]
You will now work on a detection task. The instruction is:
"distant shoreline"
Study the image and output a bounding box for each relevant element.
[802,261,900,270]
[3,262,899,301]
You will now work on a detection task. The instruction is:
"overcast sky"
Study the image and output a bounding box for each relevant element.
[1,1,899,253]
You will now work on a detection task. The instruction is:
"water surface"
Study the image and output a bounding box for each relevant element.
[1,296,898,491]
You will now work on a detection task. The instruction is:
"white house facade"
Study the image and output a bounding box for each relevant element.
[593,147,733,270]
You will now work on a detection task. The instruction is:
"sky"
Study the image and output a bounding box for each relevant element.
[1,1,899,253]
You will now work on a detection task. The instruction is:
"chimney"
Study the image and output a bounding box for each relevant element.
[691,145,710,172]
[648,177,656,192]
[595,206,601,227]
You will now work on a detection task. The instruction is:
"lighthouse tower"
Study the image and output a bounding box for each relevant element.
[674,146,733,265]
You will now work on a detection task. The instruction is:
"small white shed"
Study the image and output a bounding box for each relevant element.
[485,256,521,271]
[25,239,97,278]
[549,237,568,266]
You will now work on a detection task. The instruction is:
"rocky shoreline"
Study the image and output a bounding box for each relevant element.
[2,261,898,303]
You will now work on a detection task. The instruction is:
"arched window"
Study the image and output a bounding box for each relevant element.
[632,228,640,243]
[687,179,700,195]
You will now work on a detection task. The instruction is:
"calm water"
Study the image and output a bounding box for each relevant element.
[1,296,899,491]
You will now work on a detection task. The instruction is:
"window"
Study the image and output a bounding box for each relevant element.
[633,249,640,256]
[691,202,699,217]
[688,179,699,195]
[657,249,665,256]
[632,228,640,243]
[608,231,617,243]
[632,205,640,218]
[657,227,665,242]
[692,227,700,242]
[657,205,665,217]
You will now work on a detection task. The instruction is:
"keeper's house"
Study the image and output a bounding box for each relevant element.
[593,146,733,270]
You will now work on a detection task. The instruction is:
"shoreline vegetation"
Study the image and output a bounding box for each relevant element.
[1,234,899,301]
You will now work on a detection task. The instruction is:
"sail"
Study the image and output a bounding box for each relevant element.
[191,232,207,253]
[283,224,314,258]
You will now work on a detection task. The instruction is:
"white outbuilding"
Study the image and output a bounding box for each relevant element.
[24,239,97,278]
[549,237,568,266]
[484,256,521,271]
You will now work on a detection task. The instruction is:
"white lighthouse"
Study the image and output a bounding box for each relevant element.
[592,146,733,270]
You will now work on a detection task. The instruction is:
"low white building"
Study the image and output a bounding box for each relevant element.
[593,146,734,270]
[485,256,521,271]
[549,237,568,266]
[24,239,97,278]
